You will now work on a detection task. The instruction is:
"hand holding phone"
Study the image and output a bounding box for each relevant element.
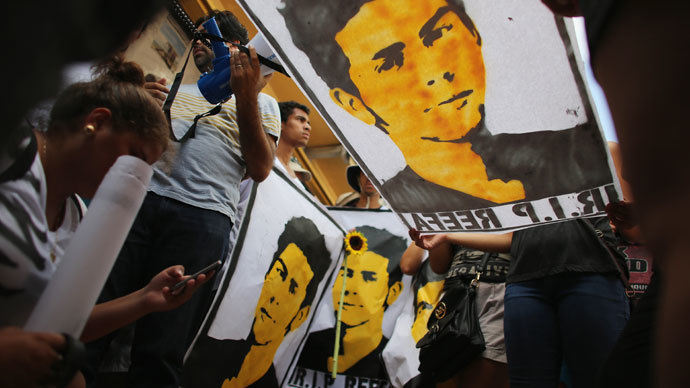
[171,260,222,293]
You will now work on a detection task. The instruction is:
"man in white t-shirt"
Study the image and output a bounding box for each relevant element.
[275,101,312,185]
[85,10,280,388]
[221,102,312,287]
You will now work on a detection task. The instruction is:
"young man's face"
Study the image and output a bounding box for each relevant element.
[332,251,390,326]
[253,243,313,344]
[335,0,485,141]
[280,108,311,148]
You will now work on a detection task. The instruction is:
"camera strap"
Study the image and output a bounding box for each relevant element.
[162,42,222,143]
[196,32,290,76]
[162,33,288,143]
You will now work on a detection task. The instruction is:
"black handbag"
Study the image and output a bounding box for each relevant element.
[415,253,491,382]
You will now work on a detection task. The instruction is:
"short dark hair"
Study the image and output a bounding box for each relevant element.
[278,101,310,122]
[268,217,331,332]
[278,0,480,133]
[195,10,249,45]
[356,225,406,309]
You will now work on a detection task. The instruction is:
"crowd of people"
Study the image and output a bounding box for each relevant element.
[0,0,687,387]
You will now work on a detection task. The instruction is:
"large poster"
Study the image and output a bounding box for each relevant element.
[289,208,412,388]
[182,169,344,387]
[237,0,620,232]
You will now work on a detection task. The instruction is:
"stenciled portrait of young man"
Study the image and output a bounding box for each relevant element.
[238,0,619,232]
[182,170,344,388]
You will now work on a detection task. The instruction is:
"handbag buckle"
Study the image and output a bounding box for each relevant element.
[434,302,447,319]
[470,272,481,288]
[625,287,636,299]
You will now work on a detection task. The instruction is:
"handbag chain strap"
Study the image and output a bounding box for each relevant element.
[470,252,492,288]
[594,228,637,299]
[432,252,493,322]
[582,219,636,299]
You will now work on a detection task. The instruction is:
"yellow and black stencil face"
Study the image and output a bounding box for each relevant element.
[411,280,444,343]
[332,0,525,203]
[332,251,390,326]
[335,0,485,143]
[254,243,314,344]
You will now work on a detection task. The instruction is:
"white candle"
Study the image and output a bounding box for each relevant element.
[25,155,152,336]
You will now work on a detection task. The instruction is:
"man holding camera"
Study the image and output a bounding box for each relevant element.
[85,10,280,388]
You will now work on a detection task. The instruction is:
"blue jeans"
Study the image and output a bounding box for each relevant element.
[504,273,629,388]
[84,192,232,388]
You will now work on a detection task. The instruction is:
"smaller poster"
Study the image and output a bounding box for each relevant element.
[290,208,413,388]
[183,168,344,387]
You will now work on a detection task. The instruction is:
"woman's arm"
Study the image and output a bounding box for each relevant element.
[607,141,644,243]
[80,265,213,342]
[406,230,453,274]
[409,229,513,253]
[427,240,453,275]
[400,243,425,275]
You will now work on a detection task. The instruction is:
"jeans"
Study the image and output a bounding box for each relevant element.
[84,192,232,388]
[504,272,629,388]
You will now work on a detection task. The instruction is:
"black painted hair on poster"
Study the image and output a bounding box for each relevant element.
[356,226,406,288]
[269,216,331,330]
[278,0,480,133]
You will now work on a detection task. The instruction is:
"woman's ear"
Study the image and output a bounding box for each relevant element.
[83,107,113,132]
[329,88,376,126]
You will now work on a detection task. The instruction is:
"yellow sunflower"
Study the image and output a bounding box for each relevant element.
[344,230,368,255]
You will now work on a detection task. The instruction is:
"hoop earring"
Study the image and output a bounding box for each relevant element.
[84,124,96,133]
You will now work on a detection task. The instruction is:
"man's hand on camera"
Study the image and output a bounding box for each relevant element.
[230,46,263,100]
[144,78,169,107]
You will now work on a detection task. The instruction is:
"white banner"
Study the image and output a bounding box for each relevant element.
[237,0,620,232]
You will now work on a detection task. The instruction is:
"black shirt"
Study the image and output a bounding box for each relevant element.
[508,217,626,283]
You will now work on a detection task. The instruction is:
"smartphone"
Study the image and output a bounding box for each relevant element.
[171,260,222,292]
